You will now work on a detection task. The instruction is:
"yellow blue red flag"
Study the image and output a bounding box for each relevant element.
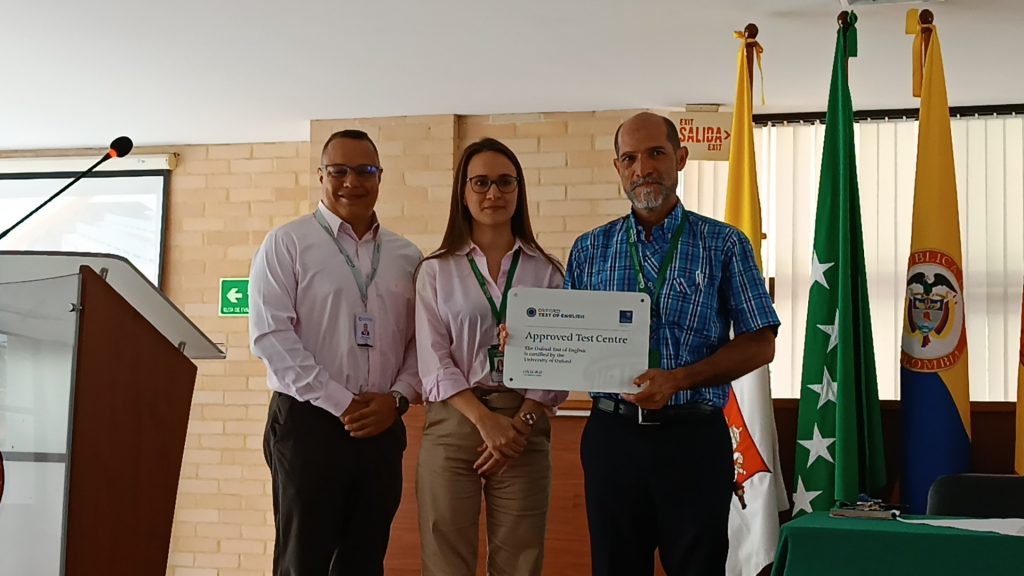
[901,9,971,513]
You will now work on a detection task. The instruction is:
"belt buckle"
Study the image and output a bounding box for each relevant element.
[638,407,661,425]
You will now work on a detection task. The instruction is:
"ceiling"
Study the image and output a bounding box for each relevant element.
[1,0,1019,151]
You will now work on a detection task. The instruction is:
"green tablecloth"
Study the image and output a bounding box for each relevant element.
[772,512,1024,576]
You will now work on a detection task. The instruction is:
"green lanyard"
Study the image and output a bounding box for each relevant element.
[313,210,381,308]
[466,249,521,327]
[626,213,688,367]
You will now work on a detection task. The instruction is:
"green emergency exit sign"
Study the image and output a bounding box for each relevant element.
[219,278,250,317]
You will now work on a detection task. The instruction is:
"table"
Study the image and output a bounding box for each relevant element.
[772,512,1024,576]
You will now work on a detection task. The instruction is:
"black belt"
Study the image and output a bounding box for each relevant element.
[593,397,720,425]
[472,387,524,410]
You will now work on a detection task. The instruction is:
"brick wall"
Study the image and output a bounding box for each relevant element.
[157,142,311,576]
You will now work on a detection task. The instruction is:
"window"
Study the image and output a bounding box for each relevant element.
[681,114,1024,401]
[0,155,174,287]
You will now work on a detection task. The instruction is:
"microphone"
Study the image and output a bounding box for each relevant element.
[0,136,133,242]
[109,136,134,159]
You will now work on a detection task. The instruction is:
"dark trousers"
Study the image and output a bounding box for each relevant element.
[580,406,734,576]
[264,392,406,576]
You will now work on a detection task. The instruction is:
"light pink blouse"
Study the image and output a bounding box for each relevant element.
[415,241,568,408]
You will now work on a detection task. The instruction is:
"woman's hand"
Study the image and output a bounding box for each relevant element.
[475,410,526,459]
[473,410,528,476]
[474,445,513,476]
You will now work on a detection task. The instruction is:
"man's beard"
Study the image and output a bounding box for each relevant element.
[626,178,671,211]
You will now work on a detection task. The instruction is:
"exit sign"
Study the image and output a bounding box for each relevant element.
[219,278,250,317]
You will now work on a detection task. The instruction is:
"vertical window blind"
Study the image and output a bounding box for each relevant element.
[680,114,1024,401]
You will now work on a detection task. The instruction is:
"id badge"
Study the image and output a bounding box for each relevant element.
[355,314,375,347]
[487,345,504,384]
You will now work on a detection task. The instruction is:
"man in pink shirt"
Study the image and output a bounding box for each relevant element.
[250,130,421,576]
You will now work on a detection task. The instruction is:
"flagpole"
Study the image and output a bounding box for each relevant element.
[741,22,767,253]
[920,9,934,61]
[734,27,758,508]
[838,11,851,69]
[743,23,758,85]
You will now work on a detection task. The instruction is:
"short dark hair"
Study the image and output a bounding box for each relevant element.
[613,114,681,156]
[321,129,380,164]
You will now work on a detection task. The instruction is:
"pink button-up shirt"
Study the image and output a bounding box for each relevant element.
[249,202,422,417]
[415,241,569,408]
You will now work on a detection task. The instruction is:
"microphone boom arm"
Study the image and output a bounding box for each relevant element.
[0,155,111,242]
[0,136,132,242]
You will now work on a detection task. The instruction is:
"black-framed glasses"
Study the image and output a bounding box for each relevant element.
[322,164,383,180]
[467,175,518,194]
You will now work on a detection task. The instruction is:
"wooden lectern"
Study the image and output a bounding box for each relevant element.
[0,251,224,575]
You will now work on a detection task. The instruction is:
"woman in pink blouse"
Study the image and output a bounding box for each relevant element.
[415,138,568,576]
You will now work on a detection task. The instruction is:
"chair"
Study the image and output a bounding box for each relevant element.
[926,473,1024,518]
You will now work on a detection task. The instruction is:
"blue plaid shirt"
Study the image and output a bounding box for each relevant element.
[564,201,780,407]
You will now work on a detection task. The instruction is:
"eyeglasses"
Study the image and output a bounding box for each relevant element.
[467,175,518,195]
[321,164,383,180]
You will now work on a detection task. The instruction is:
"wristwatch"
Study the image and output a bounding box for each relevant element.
[391,391,410,417]
[519,411,537,427]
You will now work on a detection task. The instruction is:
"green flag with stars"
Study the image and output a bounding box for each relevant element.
[792,12,886,517]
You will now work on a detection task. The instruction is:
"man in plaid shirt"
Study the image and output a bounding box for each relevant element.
[565,112,780,576]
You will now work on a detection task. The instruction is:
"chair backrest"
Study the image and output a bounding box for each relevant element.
[926,473,1024,518]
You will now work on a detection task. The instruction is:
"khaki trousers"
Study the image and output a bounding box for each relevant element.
[417,395,552,576]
